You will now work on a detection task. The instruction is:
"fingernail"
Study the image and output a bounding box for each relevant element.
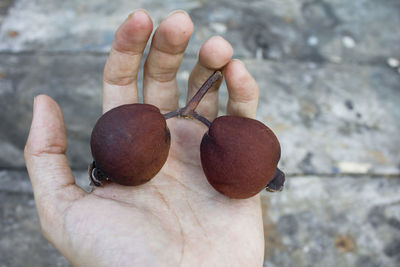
[32,95,39,123]
[232,59,246,67]
[166,9,188,18]
[128,9,150,20]
[33,95,38,113]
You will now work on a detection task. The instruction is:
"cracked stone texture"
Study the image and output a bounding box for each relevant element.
[0,190,70,267]
[1,54,399,174]
[262,176,400,267]
[0,0,400,266]
[0,0,399,63]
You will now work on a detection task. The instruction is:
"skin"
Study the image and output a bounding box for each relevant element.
[24,10,263,267]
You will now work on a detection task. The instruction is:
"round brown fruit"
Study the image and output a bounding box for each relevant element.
[200,116,281,199]
[90,104,171,186]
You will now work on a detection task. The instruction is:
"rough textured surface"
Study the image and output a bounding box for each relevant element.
[0,0,399,266]
[0,0,399,64]
[248,60,400,176]
[262,177,400,267]
[0,190,71,267]
[0,0,13,24]
[1,55,399,174]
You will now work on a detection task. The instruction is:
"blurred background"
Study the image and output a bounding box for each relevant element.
[0,0,399,266]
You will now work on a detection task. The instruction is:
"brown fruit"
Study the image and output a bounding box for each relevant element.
[200,116,281,199]
[90,104,171,186]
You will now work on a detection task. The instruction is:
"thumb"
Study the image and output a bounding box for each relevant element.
[24,95,85,232]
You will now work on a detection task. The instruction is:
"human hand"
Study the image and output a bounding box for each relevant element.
[24,10,263,267]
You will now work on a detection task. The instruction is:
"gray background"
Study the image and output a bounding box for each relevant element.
[0,0,399,266]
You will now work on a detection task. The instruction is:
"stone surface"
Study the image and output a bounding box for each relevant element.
[0,0,399,63]
[0,189,71,267]
[0,0,13,26]
[1,54,399,175]
[262,176,400,267]
[249,60,400,176]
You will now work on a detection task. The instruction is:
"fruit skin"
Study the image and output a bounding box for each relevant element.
[90,104,171,186]
[200,116,281,199]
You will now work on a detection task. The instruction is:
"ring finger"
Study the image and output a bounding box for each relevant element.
[187,36,233,121]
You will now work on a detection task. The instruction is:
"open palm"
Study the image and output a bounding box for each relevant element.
[24,10,264,267]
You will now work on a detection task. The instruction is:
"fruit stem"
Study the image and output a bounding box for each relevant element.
[163,109,181,120]
[181,71,222,116]
[192,111,212,127]
[163,71,222,126]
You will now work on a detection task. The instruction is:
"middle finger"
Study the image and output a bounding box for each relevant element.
[143,11,193,112]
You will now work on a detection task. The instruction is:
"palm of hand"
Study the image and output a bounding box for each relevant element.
[25,10,264,267]
[63,119,263,266]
